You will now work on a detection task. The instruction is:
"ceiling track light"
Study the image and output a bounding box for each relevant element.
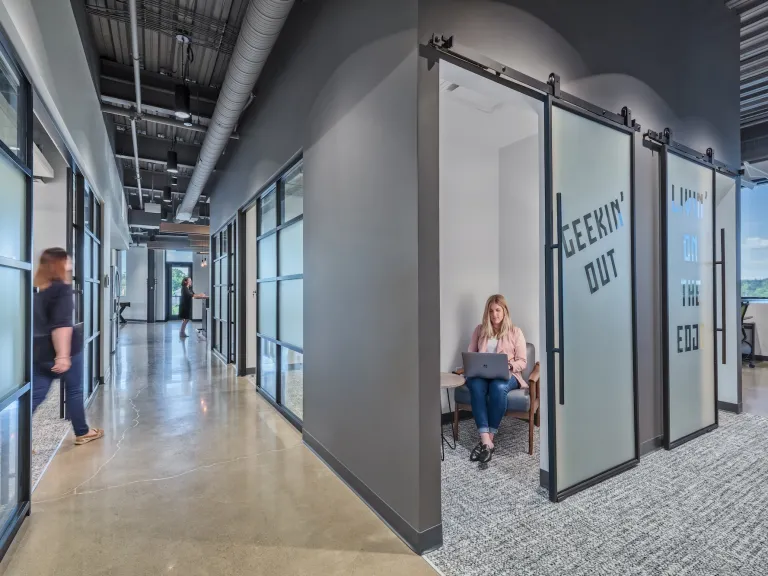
[174,84,191,120]
[172,175,178,186]
[166,150,178,173]
[163,185,171,203]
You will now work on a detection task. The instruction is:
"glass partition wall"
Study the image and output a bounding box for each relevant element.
[255,160,304,424]
[212,220,237,363]
[69,174,102,404]
[0,33,33,559]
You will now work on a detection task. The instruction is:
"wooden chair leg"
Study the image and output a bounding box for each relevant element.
[453,404,459,441]
[528,416,534,456]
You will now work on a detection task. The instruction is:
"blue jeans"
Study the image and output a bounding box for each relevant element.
[465,376,519,435]
[32,352,89,437]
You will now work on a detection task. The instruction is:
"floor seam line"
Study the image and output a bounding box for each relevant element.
[33,444,301,505]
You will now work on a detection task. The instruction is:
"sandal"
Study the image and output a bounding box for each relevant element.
[470,442,484,462]
[75,428,104,445]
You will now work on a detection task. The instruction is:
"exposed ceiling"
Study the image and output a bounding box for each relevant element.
[728,0,768,166]
[730,0,768,128]
[85,0,252,243]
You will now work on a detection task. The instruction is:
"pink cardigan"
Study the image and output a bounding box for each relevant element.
[469,324,528,388]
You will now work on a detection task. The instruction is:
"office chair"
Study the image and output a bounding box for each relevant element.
[742,301,755,368]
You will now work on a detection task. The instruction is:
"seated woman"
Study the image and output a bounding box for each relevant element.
[466,294,527,463]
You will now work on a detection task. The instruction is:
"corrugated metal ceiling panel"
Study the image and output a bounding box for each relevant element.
[85,0,248,87]
[731,0,768,127]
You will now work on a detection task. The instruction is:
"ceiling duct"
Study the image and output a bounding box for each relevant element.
[176,0,295,221]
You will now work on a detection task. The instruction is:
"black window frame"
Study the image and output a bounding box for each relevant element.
[253,157,304,428]
[0,28,34,562]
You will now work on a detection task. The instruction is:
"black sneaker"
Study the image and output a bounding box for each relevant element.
[470,442,484,461]
[479,443,494,464]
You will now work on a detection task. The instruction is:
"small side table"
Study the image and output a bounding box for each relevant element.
[441,372,464,461]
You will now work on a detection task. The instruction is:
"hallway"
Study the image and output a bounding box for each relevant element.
[0,324,435,575]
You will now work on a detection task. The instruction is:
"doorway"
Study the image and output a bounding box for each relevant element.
[166,263,192,321]
[430,39,639,507]
[212,220,237,364]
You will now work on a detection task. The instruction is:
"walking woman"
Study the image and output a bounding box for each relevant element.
[179,277,206,338]
[465,294,527,463]
[33,248,103,445]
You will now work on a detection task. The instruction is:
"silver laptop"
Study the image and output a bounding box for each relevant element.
[462,352,509,380]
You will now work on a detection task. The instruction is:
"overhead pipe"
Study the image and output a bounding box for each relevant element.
[177,0,295,221]
[127,0,144,210]
[101,103,238,137]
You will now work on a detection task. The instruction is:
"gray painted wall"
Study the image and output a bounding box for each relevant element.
[205,0,440,545]
[419,0,740,461]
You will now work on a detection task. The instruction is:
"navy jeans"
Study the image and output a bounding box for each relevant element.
[465,376,520,435]
[32,352,89,437]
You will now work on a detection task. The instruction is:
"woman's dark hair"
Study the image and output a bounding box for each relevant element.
[183,277,191,287]
[34,248,71,288]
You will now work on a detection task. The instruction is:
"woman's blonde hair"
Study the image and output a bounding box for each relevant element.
[480,294,513,339]
[33,248,71,289]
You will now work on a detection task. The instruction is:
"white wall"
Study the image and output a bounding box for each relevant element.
[749,302,768,357]
[32,149,68,261]
[499,132,543,353]
[124,247,148,321]
[439,95,500,375]
[438,63,544,413]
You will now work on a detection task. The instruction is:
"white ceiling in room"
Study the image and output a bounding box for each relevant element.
[439,61,542,148]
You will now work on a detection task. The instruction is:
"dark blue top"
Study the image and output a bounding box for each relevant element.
[33,281,81,361]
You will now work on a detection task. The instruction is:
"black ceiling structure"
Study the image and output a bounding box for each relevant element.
[86,0,251,241]
[728,0,768,163]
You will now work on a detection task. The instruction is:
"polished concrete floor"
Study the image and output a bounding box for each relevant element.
[0,323,435,576]
[743,361,768,416]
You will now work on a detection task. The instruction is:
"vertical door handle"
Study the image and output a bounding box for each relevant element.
[716,228,726,365]
[551,192,566,405]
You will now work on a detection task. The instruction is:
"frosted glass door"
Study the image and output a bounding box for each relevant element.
[549,105,637,500]
[715,173,740,412]
[663,151,717,448]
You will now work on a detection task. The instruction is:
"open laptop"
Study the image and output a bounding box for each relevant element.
[462,352,509,380]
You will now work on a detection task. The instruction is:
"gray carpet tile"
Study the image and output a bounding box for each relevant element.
[31,385,71,489]
[428,412,768,576]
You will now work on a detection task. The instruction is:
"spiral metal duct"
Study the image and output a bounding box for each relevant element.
[176,0,295,220]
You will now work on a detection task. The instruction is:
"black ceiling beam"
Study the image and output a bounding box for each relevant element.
[123,167,191,191]
[114,132,200,166]
[114,126,202,147]
[100,59,218,118]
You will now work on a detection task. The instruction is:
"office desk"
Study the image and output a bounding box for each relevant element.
[118,302,131,324]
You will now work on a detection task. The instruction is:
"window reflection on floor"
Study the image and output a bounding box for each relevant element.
[743,362,768,417]
[282,349,303,420]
